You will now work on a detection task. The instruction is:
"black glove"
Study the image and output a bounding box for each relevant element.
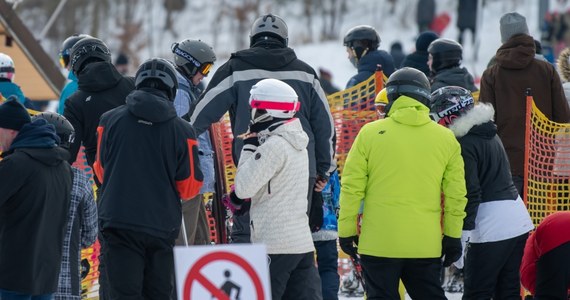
[339,236,359,258]
[441,235,462,267]
[230,191,251,216]
[309,191,324,232]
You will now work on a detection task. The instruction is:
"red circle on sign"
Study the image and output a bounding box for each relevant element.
[183,251,265,300]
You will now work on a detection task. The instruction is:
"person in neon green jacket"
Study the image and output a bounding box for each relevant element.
[338,67,467,299]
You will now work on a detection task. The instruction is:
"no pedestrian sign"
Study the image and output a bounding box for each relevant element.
[174,244,271,300]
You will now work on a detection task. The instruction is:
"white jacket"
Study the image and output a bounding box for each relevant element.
[235,118,315,254]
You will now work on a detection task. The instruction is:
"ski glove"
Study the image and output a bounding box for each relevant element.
[221,191,251,216]
[453,230,472,269]
[309,191,324,233]
[339,236,359,258]
[441,235,462,267]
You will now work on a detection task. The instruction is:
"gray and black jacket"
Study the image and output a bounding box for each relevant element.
[190,44,336,178]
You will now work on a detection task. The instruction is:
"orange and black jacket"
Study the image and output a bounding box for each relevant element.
[94,88,203,239]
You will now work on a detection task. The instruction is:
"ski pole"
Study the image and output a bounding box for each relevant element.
[181,201,189,247]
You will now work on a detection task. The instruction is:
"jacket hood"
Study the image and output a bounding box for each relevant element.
[432,67,477,90]
[495,34,535,70]
[358,50,386,72]
[258,118,308,151]
[126,89,178,123]
[449,102,495,138]
[9,119,59,151]
[232,47,297,69]
[77,61,123,92]
[557,47,570,82]
[387,96,432,126]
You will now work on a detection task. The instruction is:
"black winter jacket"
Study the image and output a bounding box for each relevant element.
[430,66,478,92]
[190,43,336,178]
[95,88,203,239]
[449,104,519,230]
[0,120,72,294]
[64,61,135,173]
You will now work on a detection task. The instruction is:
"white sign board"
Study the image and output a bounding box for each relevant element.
[174,244,271,300]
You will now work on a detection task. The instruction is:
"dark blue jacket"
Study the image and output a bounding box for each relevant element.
[346,49,395,88]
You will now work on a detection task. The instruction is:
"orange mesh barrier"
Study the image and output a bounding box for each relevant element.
[327,73,387,175]
[524,96,570,226]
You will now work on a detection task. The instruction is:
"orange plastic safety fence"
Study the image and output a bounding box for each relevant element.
[210,115,237,194]
[525,99,570,226]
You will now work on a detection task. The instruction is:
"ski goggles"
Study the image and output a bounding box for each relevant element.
[59,52,68,68]
[199,62,212,76]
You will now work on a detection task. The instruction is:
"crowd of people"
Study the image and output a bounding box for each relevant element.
[0,8,569,300]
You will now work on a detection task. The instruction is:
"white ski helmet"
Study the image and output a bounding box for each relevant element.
[0,53,15,81]
[249,78,300,124]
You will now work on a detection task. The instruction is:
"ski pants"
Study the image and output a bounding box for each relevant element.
[175,194,211,246]
[463,233,528,300]
[268,252,323,300]
[360,255,446,300]
[534,241,570,300]
[315,240,340,300]
[230,177,316,243]
[101,228,175,300]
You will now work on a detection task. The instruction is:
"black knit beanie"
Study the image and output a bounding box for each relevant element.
[0,97,31,130]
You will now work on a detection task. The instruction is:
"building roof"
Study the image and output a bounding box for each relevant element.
[0,0,65,100]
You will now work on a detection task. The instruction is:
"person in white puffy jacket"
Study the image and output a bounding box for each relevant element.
[232,78,323,300]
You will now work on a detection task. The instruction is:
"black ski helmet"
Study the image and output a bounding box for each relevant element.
[59,34,91,68]
[429,86,474,127]
[69,37,111,74]
[135,58,178,101]
[171,39,216,78]
[31,112,75,149]
[428,38,463,72]
[250,14,288,47]
[385,67,431,106]
[343,25,380,59]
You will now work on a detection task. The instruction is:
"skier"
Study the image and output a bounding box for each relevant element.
[94,58,203,299]
[171,38,217,247]
[400,31,439,77]
[429,86,533,299]
[427,38,477,92]
[189,13,336,245]
[344,25,395,88]
[32,112,98,300]
[520,211,570,298]
[0,99,73,299]
[338,67,467,299]
[57,34,90,114]
[0,53,25,104]
[231,78,322,300]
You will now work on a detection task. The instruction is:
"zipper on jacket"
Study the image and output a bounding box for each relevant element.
[268,180,271,194]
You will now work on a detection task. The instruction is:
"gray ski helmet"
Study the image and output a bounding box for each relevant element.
[249,14,288,47]
[171,39,216,78]
[343,25,380,49]
[135,58,178,101]
[69,37,111,73]
[59,34,91,68]
[428,38,463,72]
[31,112,75,149]
[429,86,474,127]
[385,67,431,105]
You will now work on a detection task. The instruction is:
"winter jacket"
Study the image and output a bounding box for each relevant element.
[431,66,478,92]
[346,49,395,88]
[416,0,435,26]
[457,0,478,30]
[64,61,135,173]
[449,103,533,242]
[235,119,314,254]
[480,34,570,176]
[174,70,216,194]
[400,51,431,77]
[520,211,570,295]
[0,120,72,294]
[58,71,78,115]
[190,44,336,179]
[95,88,203,240]
[56,167,97,299]
[338,96,467,258]
[0,80,25,104]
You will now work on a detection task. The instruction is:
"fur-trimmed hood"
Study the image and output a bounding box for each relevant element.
[449,102,495,138]
[557,47,570,82]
